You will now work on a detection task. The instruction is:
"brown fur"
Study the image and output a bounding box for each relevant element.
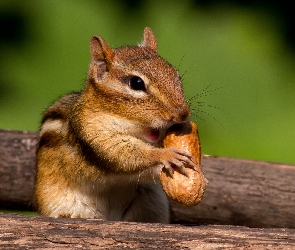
[35,27,194,223]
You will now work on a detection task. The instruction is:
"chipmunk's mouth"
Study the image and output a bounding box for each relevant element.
[144,128,161,143]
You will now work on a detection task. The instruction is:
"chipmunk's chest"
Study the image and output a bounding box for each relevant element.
[80,174,149,220]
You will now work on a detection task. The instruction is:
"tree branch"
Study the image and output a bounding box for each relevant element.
[1,129,295,229]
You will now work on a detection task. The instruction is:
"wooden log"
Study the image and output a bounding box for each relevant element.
[0,212,295,249]
[172,156,295,228]
[1,129,295,228]
[0,130,38,210]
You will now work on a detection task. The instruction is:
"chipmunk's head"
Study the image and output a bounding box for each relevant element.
[86,27,190,144]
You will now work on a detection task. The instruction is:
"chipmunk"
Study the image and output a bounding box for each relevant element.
[35,27,196,223]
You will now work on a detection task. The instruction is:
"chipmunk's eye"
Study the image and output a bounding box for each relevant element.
[129,76,146,91]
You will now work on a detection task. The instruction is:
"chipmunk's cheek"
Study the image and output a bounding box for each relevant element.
[144,128,160,142]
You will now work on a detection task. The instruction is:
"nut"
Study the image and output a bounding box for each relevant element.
[160,121,207,206]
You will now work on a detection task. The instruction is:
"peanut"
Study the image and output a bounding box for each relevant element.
[160,121,207,206]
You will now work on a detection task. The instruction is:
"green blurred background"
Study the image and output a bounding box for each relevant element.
[1,0,294,165]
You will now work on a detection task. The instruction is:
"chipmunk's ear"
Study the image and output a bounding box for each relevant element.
[139,27,157,51]
[90,36,115,66]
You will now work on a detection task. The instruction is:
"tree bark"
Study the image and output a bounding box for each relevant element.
[0,130,37,210]
[172,156,295,228]
[0,212,294,249]
[1,129,295,228]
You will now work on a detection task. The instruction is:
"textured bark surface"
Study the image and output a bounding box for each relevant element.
[0,130,38,210]
[0,212,295,249]
[172,156,295,228]
[0,129,295,229]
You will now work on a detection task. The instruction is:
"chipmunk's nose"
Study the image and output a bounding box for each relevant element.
[180,109,190,121]
[171,107,190,123]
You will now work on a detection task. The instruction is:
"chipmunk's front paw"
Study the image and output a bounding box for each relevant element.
[154,147,198,177]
